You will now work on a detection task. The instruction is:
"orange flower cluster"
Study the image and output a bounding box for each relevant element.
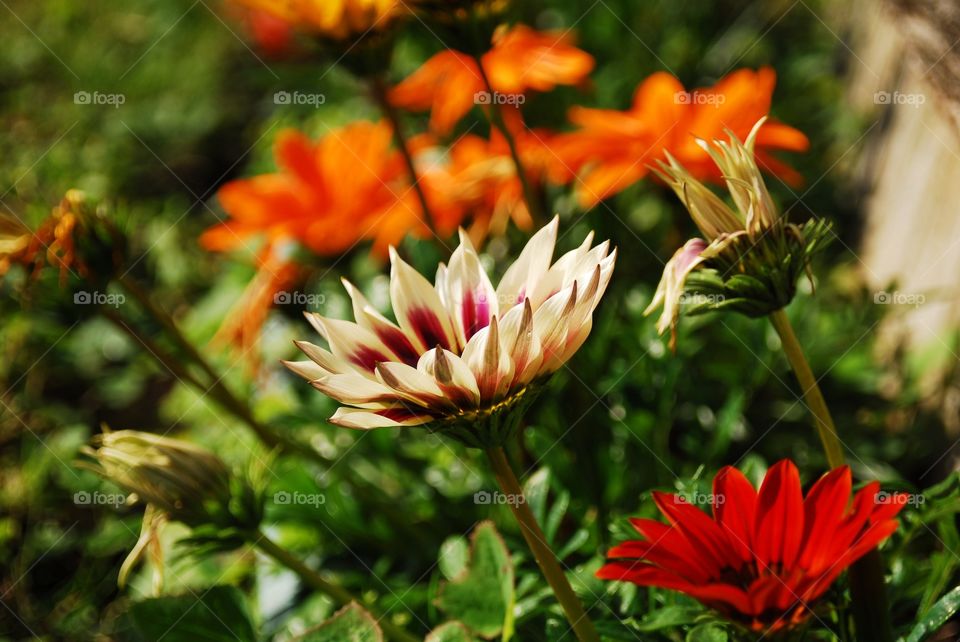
[0,190,88,285]
[390,24,594,134]
[412,115,553,244]
[551,67,809,207]
[201,121,433,259]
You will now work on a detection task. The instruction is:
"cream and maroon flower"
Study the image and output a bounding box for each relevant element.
[284,218,616,446]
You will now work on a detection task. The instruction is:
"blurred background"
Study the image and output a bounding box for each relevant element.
[2,0,959,640]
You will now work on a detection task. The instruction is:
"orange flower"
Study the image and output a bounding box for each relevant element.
[1,190,89,285]
[390,24,594,134]
[211,244,301,372]
[551,67,809,208]
[201,121,431,259]
[231,0,406,39]
[241,8,296,57]
[414,114,553,243]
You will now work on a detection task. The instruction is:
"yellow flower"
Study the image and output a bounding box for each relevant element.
[232,0,407,39]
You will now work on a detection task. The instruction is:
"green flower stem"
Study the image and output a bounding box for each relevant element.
[114,273,309,457]
[369,75,442,241]
[254,532,419,642]
[471,55,545,226]
[768,308,845,468]
[768,308,893,642]
[485,447,599,642]
[110,274,422,542]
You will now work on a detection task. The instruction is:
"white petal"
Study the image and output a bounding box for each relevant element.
[533,284,578,373]
[418,346,481,408]
[281,359,329,382]
[311,373,399,406]
[497,299,543,387]
[311,316,397,377]
[293,340,348,374]
[529,237,610,307]
[341,279,421,366]
[443,229,499,346]
[375,361,454,410]
[461,316,514,402]
[496,216,558,310]
[329,407,432,430]
[389,248,459,353]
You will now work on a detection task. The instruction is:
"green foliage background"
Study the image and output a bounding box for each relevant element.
[1,0,958,640]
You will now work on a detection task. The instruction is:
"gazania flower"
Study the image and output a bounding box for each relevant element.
[551,67,808,208]
[284,217,615,447]
[598,460,906,633]
[390,24,594,135]
[644,120,831,348]
[230,0,407,40]
[80,430,264,591]
[202,122,438,259]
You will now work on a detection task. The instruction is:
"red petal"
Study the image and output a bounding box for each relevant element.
[798,466,852,572]
[653,492,740,575]
[713,465,758,567]
[754,460,804,569]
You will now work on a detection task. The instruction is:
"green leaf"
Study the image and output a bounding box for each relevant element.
[523,468,551,527]
[686,622,728,642]
[633,606,703,632]
[436,521,515,640]
[902,585,960,642]
[426,621,478,642]
[125,585,255,642]
[439,535,470,581]
[297,603,384,642]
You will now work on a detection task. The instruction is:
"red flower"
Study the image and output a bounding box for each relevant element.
[598,461,906,633]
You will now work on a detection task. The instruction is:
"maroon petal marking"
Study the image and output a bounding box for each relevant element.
[374,325,421,366]
[461,289,492,341]
[376,406,433,423]
[350,346,391,373]
[409,307,452,351]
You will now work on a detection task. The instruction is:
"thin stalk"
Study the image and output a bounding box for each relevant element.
[769,308,844,468]
[485,447,599,642]
[768,307,893,642]
[254,533,419,642]
[471,55,545,225]
[369,76,442,240]
[114,273,304,456]
[111,274,423,541]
